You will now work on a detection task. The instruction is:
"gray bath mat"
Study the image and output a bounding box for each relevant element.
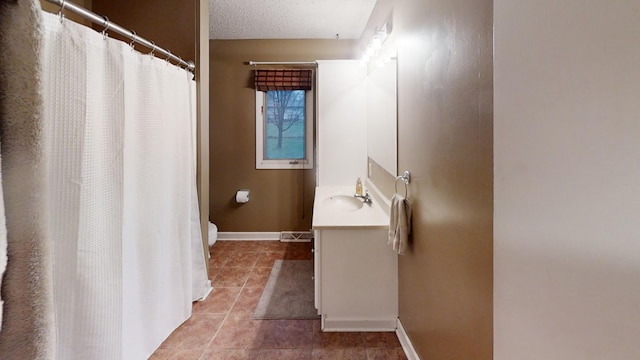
[253,260,319,320]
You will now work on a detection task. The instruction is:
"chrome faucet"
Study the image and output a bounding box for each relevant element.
[354,190,372,205]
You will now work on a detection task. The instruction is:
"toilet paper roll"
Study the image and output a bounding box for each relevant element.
[235,190,250,203]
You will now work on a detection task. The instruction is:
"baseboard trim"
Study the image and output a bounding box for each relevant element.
[217,232,281,241]
[321,318,397,332]
[396,318,420,360]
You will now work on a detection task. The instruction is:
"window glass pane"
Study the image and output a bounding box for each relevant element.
[264,90,306,160]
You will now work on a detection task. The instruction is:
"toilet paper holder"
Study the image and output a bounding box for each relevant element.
[235,189,250,203]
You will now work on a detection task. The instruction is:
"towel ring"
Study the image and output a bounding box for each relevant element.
[394,170,411,198]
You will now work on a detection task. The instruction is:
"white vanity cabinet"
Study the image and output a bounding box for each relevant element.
[314,229,398,331]
[312,186,398,332]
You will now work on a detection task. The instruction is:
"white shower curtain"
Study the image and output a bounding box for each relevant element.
[40,11,209,360]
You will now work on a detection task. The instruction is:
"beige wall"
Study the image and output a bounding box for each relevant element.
[494,1,640,359]
[209,40,357,232]
[364,0,494,358]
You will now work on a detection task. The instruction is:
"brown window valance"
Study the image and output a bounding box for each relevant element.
[254,69,312,91]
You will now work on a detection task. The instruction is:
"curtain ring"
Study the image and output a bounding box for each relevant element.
[58,0,66,23]
[148,41,156,56]
[101,16,110,39]
[129,30,137,51]
[187,60,195,73]
[165,50,172,64]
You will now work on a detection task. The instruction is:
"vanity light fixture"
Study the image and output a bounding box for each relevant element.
[375,48,397,69]
[361,22,389,63]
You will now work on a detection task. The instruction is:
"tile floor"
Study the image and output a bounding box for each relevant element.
[150,240,407,360]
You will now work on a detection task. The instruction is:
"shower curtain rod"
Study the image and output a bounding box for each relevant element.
[249,61,318,66]
[45,0,195,72]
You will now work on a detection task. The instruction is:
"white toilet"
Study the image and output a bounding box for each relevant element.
[208,222,218,247]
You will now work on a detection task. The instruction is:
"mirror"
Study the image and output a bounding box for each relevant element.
[366,59,398,177]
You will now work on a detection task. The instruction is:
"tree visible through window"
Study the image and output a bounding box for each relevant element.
[264,90,306,160]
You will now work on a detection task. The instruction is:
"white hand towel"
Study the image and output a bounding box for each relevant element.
[388,194,412,255]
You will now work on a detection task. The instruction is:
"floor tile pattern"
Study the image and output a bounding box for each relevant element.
[150,240,407,360]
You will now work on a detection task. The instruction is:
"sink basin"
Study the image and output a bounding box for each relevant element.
[322,194,364,212]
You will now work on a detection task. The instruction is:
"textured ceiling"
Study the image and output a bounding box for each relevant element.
[209,0,378,40]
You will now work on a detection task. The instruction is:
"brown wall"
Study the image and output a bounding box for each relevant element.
[91,0,195,62]
[41,0,92,26]
[209,40,357,232]
[365,0,494,358]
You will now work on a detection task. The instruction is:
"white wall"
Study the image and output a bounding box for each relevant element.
[494,1,640,359]
[316,60,368,186]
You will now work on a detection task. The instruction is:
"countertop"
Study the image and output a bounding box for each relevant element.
[312,186,390,230]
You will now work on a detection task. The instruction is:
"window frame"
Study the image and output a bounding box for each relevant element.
[255,89,314,170]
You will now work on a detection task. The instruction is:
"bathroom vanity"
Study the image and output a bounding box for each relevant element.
[312,186,398,332]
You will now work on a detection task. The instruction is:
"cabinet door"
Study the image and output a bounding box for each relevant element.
[319,229,398,331]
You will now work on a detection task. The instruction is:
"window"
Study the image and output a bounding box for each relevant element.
[255,70,313,169]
